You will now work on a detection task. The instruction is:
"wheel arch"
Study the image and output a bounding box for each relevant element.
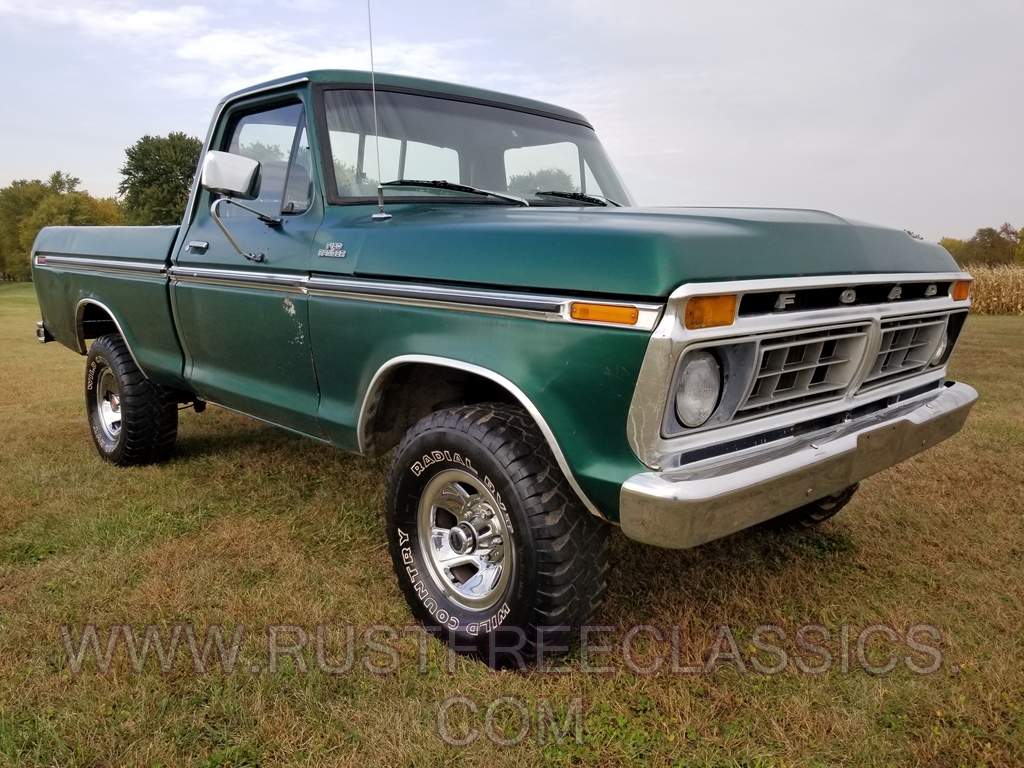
[75,299,148,376]
[358,354,605,519]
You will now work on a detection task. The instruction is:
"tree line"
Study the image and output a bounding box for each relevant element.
[939,224,1023,267]
[0,133,201,281]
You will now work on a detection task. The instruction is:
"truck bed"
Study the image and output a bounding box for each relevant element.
[32,225,187,388]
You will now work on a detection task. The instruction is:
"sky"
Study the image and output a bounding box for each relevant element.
[0,0,1021,242]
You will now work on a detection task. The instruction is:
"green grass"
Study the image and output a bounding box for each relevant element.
[1,281,1022,766]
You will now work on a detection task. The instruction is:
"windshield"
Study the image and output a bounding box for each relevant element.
[320,89,634,206]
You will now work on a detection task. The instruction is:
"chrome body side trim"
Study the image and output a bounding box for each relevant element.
[37,247,660,325]
[36,254,167,278]
[620,381,978,548]
[356,354,605,519]
[627,272,972,470]
[168,266,307,293]
[308,275,662,330]
[74,299,147,374]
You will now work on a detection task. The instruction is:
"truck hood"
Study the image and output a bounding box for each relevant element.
[343,205,959,299]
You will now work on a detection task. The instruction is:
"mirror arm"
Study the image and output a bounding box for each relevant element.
[209,198,280,263]
[221,197,282,227]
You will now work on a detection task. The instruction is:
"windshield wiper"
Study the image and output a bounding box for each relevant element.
[533,190,621,207]
[382,179,529,206]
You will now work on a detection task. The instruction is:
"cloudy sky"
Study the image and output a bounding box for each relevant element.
[0,0,1020,241]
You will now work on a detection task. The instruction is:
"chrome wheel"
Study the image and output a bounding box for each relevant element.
[95,367,122,442]
[417,469,513,611]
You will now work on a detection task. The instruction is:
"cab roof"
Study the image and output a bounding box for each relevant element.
[217,69,592,128]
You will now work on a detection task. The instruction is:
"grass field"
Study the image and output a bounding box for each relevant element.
[1,281,1022,767]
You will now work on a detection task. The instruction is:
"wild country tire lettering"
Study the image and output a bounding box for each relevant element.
[397,525,511,635]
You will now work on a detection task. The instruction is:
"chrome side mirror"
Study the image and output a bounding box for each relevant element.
[199,151,281,263]
[201,150,261,199]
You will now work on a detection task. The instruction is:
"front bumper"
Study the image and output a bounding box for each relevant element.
[619,381,977,548]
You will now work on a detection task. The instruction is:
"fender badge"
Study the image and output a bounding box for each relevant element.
[318,242,346,258]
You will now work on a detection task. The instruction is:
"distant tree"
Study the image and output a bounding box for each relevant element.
[0,179,49,280]
[45,171,81,195]
[18,192,121,257]
[238,141,286,165]
[508,168,579,195]
[118,132,202,225]
[0,173,121,280]
[939,225,1017,266]
[938,237,969,265]
[997,222,1019,246]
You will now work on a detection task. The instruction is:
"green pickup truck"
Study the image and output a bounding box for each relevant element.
[32,69,977,664]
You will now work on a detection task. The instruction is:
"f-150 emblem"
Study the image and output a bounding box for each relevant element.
[318,242,346,258]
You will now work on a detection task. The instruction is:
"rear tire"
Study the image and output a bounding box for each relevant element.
[385,403,609,668]
[85,334,178,466]
[769,483,859,532]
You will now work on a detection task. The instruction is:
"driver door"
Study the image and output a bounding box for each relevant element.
[172,98,325,437]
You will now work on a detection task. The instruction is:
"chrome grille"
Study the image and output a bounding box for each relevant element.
[737,324,870,417]
[860,313,948,391]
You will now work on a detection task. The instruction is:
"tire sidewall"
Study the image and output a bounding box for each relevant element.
[85,341,123,462]
[386,426,541,659]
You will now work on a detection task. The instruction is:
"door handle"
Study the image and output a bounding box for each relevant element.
[185,241,209,254]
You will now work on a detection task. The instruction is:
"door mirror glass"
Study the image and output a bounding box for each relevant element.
[201,150,262,200]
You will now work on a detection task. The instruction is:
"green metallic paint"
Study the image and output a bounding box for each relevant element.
[31,226,187,388]
[308,295,649,518]
[312,203,959,301]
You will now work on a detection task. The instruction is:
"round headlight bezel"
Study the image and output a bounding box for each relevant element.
[930,323,950,366]
[675,349,723,428]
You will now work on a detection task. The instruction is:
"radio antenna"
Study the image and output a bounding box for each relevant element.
[367,0,391,221]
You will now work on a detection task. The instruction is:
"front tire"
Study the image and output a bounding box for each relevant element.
[385,403,609,667]
[85,334,178,466]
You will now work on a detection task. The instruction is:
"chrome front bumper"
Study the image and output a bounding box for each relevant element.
[619,382,978,549]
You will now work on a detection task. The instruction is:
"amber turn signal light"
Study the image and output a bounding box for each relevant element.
[684,295,737,330]
[570,302,639,325]
[952,280,971,301]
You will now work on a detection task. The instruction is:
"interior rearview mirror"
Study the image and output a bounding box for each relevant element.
[201,150,261,200]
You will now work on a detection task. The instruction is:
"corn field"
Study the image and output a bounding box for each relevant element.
[965,264,1024,315]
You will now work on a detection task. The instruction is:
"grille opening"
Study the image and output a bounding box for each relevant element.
[862,315,947,390]
[736,324,870,418]
[777,371,799,392]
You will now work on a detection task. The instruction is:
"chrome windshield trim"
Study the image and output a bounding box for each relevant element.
[37,254,167,278]
[357,354,605,519]
[628,272,973,470]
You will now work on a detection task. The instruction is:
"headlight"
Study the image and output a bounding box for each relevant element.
[675,350,722,427]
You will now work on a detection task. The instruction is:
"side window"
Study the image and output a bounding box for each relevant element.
[224,102,312,216]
